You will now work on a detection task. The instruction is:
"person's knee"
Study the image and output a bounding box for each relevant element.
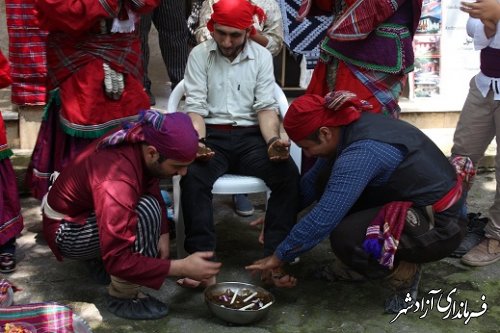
[181,165,218,191]
[267,163,300,192]
[330,243,391,280]
[397,219,465,263]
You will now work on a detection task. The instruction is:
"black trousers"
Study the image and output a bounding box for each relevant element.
[329,195,467,279]
[140,0,189,88]
[180,127,300,256]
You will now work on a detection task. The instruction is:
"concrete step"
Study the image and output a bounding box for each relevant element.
[0,87,11,111]
[2,109,20,149]
[10,149,32,195]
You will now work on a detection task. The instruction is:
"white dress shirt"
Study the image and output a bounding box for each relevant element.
[184,39,278,126]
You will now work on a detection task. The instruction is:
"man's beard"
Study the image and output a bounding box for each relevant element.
[146,161,169,179]
[218,35,247,59]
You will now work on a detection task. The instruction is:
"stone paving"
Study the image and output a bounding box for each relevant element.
[2,169,498,333]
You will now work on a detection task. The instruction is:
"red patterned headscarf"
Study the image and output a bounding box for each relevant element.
[207,0,266,36]
[98,110,198,163]
[284,90,373,142]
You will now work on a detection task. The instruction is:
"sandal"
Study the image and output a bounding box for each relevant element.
[107,294,169,320]
[0,253,16,274]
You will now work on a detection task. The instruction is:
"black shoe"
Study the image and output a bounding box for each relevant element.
[384,264,422,314]
[449,212,488,258]
[107,294,169,320]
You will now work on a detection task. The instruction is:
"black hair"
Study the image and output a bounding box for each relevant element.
[157,153,167,164]
[306,128,322,143]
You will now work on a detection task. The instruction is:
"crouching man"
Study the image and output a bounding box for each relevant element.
[42,110,221,320]
[247,91,469,313]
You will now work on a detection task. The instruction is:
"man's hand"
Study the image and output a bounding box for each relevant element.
[246,253,282,272]
[157,233,170,259]
[483,19,497,38]
[196,144,215,161]
[245,254,297,288]
[461,0,500,22]
[262,267,297,288]
[171,251,221,281]
[267,138,290,161]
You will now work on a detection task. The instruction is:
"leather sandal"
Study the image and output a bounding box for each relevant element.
[107,294,169,320]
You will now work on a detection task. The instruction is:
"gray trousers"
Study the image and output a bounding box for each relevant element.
[452,76,500,240]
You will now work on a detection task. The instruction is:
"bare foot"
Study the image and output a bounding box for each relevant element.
[249,216,265,244]
[176,276,216,289]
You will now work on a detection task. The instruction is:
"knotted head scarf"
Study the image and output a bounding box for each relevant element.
[284,90,373,142]
[98,110,198,163]
[207,0,266,36]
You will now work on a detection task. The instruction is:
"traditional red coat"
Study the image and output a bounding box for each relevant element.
[35,0,160,138]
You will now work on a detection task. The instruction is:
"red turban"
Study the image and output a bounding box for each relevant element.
[284,90,373,142]
[207,0,266,36]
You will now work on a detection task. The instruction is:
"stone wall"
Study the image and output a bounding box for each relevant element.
[1,1,8,54]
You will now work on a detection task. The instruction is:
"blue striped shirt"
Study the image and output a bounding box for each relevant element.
[276,139,405,262]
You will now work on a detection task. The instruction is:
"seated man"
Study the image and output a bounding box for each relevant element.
[194,0,285,217]
[179,0,300,287]
[42,110,221,320]
[247,91,469,313]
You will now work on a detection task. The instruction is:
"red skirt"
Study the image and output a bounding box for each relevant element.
[25,100,95,200]
[0,112,23,245]
[0,157,23,246]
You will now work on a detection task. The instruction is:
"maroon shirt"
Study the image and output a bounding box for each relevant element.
[44,142,170,289]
